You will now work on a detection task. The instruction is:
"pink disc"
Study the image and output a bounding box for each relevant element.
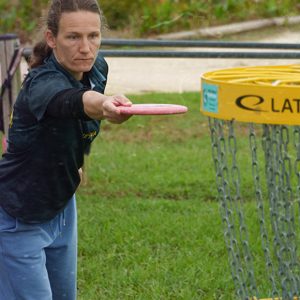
[118,104,188,115]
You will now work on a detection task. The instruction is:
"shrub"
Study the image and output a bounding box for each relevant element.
[0,0,299,42]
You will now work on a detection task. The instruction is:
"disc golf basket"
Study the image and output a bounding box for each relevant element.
[201,65,300,300]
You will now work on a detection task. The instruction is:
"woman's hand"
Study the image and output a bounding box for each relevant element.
[82,91,132,123]
[102,95,132,124]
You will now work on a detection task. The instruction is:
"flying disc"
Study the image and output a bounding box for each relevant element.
[119,104,188,115]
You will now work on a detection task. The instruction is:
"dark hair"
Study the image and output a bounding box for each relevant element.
[30,0,105,68]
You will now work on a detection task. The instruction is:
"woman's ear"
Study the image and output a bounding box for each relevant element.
[45,30,56,49]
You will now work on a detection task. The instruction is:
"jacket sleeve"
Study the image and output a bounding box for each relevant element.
[45,88,92,120]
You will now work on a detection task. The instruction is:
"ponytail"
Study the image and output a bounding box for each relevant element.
[29,40,53,69]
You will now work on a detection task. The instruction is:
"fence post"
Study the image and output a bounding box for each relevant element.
[0,33,22,143]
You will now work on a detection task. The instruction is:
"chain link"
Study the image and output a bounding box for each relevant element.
[208,117,300,299]
[250,123,279,298]
[264,125,300,299]
[209,118,257,299]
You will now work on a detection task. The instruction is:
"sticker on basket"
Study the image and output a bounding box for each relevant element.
[202,82,218,113]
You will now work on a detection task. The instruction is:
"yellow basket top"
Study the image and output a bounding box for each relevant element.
[202,64,300,87]
[201,64,300,125]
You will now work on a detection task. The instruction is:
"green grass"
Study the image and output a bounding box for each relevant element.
[77,196,233,299]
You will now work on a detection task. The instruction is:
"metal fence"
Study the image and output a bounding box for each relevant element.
[22,38,300,60]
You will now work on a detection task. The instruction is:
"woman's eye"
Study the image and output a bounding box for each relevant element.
[90,33,99,39]
[68,35,78,40]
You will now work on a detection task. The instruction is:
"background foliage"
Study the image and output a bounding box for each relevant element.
[0,0,299,42]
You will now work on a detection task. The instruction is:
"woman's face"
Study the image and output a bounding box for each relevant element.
[46,11,101,80]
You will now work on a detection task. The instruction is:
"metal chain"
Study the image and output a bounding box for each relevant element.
[228,120,258,298]
[293,126,300,230]
[209,118,254,299]
[208,117,300,299]
[250,123,279,298]
[280,126,300,297]
[263,125,300,299]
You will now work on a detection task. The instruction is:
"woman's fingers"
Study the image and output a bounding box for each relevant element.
[102,95,132,123]
[112,95,132,107]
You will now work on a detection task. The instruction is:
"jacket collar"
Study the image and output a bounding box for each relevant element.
[46,53,106,92]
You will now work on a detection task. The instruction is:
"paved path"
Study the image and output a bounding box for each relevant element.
[20,29,300,95]
[104,30,300,95]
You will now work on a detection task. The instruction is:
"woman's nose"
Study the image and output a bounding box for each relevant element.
[79,37,90,53]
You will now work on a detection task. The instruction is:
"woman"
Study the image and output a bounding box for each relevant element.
[0,0,131,299]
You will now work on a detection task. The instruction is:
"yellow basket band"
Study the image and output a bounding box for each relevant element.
[201,64,300,125]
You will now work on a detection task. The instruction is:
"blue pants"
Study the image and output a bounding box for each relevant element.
[0,196,77,300]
